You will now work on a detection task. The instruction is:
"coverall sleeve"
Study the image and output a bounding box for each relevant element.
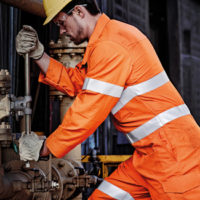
[39,58,86,97]
[46,41,132,158]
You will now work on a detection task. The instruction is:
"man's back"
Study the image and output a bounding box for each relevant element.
[86,14,200,200]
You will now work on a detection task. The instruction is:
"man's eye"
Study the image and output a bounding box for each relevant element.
[55,22,60,27]
[55,21,64,27]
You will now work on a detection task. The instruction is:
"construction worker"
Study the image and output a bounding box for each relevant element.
[16,0,200,199]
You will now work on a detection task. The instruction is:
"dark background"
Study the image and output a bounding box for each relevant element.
[0,0,200,156]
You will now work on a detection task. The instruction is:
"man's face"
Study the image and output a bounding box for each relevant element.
[53,11,86,45]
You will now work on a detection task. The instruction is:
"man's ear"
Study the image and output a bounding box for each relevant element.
[73,5,85,18]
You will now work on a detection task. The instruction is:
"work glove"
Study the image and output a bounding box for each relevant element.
[16,25,44,60]
[19,132,44,161]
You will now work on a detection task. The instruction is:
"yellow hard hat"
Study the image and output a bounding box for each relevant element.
[43,0,73,25]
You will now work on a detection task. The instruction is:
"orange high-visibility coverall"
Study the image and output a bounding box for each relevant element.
[39,14,200,199]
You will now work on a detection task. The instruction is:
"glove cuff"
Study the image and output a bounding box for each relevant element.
[32,41,44,60]
[34,139,44,161]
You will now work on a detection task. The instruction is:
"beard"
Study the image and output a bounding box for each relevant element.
[73,28,87,45]
[71,18,87,45]
[73,37,87,45]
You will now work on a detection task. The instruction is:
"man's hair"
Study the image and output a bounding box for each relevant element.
[61,0,101,16]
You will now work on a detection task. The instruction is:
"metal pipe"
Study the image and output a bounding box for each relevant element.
[0,175,17,199]
[0,0,45,17]
[0,172,31,199]
[0,147,1,165]
[25,54,31,134]
[32,82,40,124]
[48,154,52,200]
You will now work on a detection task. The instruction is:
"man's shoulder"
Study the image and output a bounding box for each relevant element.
[99,19,146,49]
[87,21,145,58]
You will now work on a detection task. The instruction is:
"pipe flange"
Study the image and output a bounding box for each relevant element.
[52,158,79,200]
[49,35,87,49]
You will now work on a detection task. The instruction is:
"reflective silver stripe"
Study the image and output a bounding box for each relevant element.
[98,180,135,200]
[112,71,169,114]
[126,104,190,143]
[82,78,124,98]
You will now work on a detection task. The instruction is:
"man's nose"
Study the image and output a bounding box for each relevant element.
[60,27,66,35]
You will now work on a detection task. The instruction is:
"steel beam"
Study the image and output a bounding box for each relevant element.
[0,0,45,17]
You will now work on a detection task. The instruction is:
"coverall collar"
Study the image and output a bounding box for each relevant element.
[82,13,110,66]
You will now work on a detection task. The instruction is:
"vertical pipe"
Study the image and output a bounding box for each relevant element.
[0,4,2,67]
[25,54,31,134]
[8,7,13,87]
[48,154,52,200]
[8,7,14,128]
[104,120,108,155]
[0,147,2,165]
[96,128,99,149]
[60,97,81,162]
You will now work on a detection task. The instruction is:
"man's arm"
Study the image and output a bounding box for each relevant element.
[46,41,132,158]
[38,57,86,97]
[35,52,50,74]
[16,25,86,97]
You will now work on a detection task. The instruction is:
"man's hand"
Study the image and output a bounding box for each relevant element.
[40,140,51,157]
[19,132,44,161]
[16,25,44,60]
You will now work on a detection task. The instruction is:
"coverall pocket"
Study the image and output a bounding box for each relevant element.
[162,171,200,194]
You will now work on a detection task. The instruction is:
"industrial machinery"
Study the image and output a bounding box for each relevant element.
[0,42,100,200]
[0,2,131,199]
[82,154,132,179]
[48,34,87,164]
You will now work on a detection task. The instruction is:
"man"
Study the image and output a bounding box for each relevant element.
[16,0,200,199]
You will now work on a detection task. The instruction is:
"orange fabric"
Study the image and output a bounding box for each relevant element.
[89,156,200,200]
[40,15,132,157]
[89,156,152,200]
[44,41,131,157]
[39,13,200,198]
[39,60,86,97]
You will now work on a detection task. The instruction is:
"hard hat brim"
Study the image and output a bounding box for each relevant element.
[43,0,73,25]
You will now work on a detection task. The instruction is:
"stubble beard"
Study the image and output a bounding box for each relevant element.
[73,24,87,45]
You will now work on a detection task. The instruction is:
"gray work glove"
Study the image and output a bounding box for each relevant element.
[16,25,44,60]
[19,132,44,161]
